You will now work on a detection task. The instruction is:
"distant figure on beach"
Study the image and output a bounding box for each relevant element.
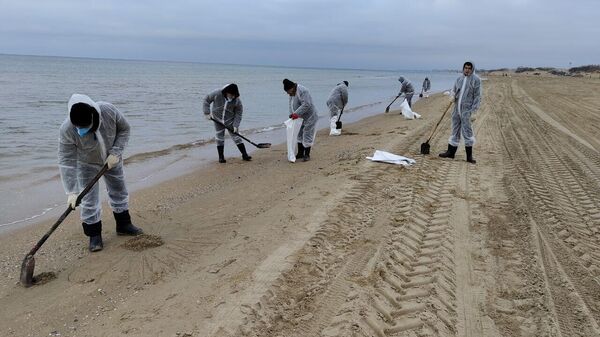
[203,83,251,163]
[421,77,431,97]
[326,81,349,118]
[283,78,319,162]
[59,94,143,252]
[439,61,482,164]
[398,76,415,107]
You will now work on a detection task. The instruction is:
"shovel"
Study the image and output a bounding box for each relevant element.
[335,105,345,129]
[384,95,402,113]
[420,102,453,155]
[419,88,424,98]
[20,164,109,287]
[210,118,271,148]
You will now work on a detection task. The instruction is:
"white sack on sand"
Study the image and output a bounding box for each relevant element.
[366,150,416,166]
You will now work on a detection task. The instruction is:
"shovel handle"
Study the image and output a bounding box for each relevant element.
[25,164,109,257]
[210,117,263,148]
[336,105,345,123]
[385,95,400,111]
[426,102,453,143]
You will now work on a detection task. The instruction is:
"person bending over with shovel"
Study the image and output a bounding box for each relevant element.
[439,61,482,164]
[398,76,415,108]
[203,83,251,163]
[59,94,143,252]
[327,81,349,135]
[283,78,319,162]
[327,81,349,119]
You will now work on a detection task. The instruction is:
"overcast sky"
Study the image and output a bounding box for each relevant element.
[0,0,597,70]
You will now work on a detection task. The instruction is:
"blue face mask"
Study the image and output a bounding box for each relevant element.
[76,126,91,137]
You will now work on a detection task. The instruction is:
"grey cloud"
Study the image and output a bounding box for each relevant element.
[0,0,597,69]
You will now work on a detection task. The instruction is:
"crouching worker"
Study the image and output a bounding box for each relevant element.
[203,83,251,163]
[283,78,319,161]
[59,94,143,252]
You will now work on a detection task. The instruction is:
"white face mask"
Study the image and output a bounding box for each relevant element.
[226,95,235,102]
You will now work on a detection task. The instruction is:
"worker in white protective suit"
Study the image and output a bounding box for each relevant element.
[283,78,319,162]
[203,83,251,163]
[422,77,431,97]
[59,94,142,252]
[439,61,482,164]
[326,81,349,118]
[398,76,415,108]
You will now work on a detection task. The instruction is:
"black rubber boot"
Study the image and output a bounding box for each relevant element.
[217,145,226,163]
[237,143,252,161]
[296,142,304,159]
[466,146,476,164]
[303,147,311,162]
[82,221,103,252]
[439,144,458,159]
[114,210,143,236]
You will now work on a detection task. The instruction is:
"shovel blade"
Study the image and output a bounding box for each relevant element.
[335,121,342,129]
[257,143,271,149]
[420,142,431,155]
[20,255,35,288]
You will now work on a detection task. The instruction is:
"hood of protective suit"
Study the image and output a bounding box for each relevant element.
[398,76,405,83]
[221,83,240,98]
[68,94,101,133]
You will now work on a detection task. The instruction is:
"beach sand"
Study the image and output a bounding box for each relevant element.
[2,74,600,336]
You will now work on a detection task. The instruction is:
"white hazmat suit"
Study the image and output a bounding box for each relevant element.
[58,94,130,226]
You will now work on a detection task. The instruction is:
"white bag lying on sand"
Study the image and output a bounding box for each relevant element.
[400,99,421,119]
[329,116,341,136]
[366,150,416,166]
[285,118,303,162]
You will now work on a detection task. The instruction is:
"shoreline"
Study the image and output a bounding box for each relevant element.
[0,96,418,234]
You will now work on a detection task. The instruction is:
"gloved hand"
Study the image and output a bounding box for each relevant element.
[205,113,213,121]
[233,127,239,134]
[290,113,300,120]
[106,154,120,169]
[67,193,78,210]
[448,95,455,103]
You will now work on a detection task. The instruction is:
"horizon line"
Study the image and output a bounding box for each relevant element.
[0,52,460,73]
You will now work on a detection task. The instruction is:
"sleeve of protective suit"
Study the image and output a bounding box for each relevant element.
[233,98,243,128]
[452,77,461,99]
[341,86,348,107]
[470,77,482,113]
[203,91,216,116]
[400,81,414,94]
[293,87,314,119]
[105,104,130,157]
[58,122,79,194]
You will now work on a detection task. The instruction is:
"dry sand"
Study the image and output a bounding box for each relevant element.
[2,74,600,336]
